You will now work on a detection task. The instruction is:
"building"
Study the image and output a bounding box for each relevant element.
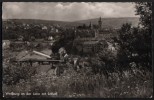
[42,26,48,30]
[82,41,100,53]
[48,36,53,41]
[73,17,107,55]
[2,40,10,49]
[98,17,102,29]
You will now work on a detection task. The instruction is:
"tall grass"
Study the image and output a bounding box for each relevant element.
[3,64,153,98]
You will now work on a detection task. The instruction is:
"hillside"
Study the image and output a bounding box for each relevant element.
[3,17,139,29]
[3,19,72,26]
[74,17,139,28]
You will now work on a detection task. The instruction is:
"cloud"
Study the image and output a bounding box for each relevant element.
[2,2,138,21]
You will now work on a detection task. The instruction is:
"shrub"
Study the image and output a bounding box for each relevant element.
[3,65,153,98]
[3,63,37,85]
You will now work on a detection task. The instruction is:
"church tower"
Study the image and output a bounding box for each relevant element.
[89,21,93,29]
[98,17,102,29]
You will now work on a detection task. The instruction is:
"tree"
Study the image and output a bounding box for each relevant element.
[115,23,134,70]
[89,40,117,77]
[135,2,152,70]
[115,2,152,71]
[135,2,152,29]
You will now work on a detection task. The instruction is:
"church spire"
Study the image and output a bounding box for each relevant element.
[99,17,102,21]
[98,17,102,29]
[89,21,92,29]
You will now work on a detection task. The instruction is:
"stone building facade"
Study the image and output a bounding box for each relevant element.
[73,17,104,55]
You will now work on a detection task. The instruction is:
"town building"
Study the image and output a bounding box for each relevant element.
[42,26,48,30]
[98,17,102,30]
[2,40,10,49]
[73,17,106,54]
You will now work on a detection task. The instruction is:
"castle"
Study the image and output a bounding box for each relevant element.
[73,17,106,54]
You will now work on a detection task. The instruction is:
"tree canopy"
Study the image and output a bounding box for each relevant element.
[114,2,152,71]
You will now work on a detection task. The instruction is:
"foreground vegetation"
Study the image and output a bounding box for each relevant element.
[3,63,152,98]
[3,46,153,98]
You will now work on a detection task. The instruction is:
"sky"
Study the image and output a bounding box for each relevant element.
[2,2,139,22]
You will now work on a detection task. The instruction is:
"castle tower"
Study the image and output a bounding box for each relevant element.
[89,21,93,29]
[98,17,102,29]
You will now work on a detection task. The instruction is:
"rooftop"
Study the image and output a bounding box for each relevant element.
[83,41,99,45]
